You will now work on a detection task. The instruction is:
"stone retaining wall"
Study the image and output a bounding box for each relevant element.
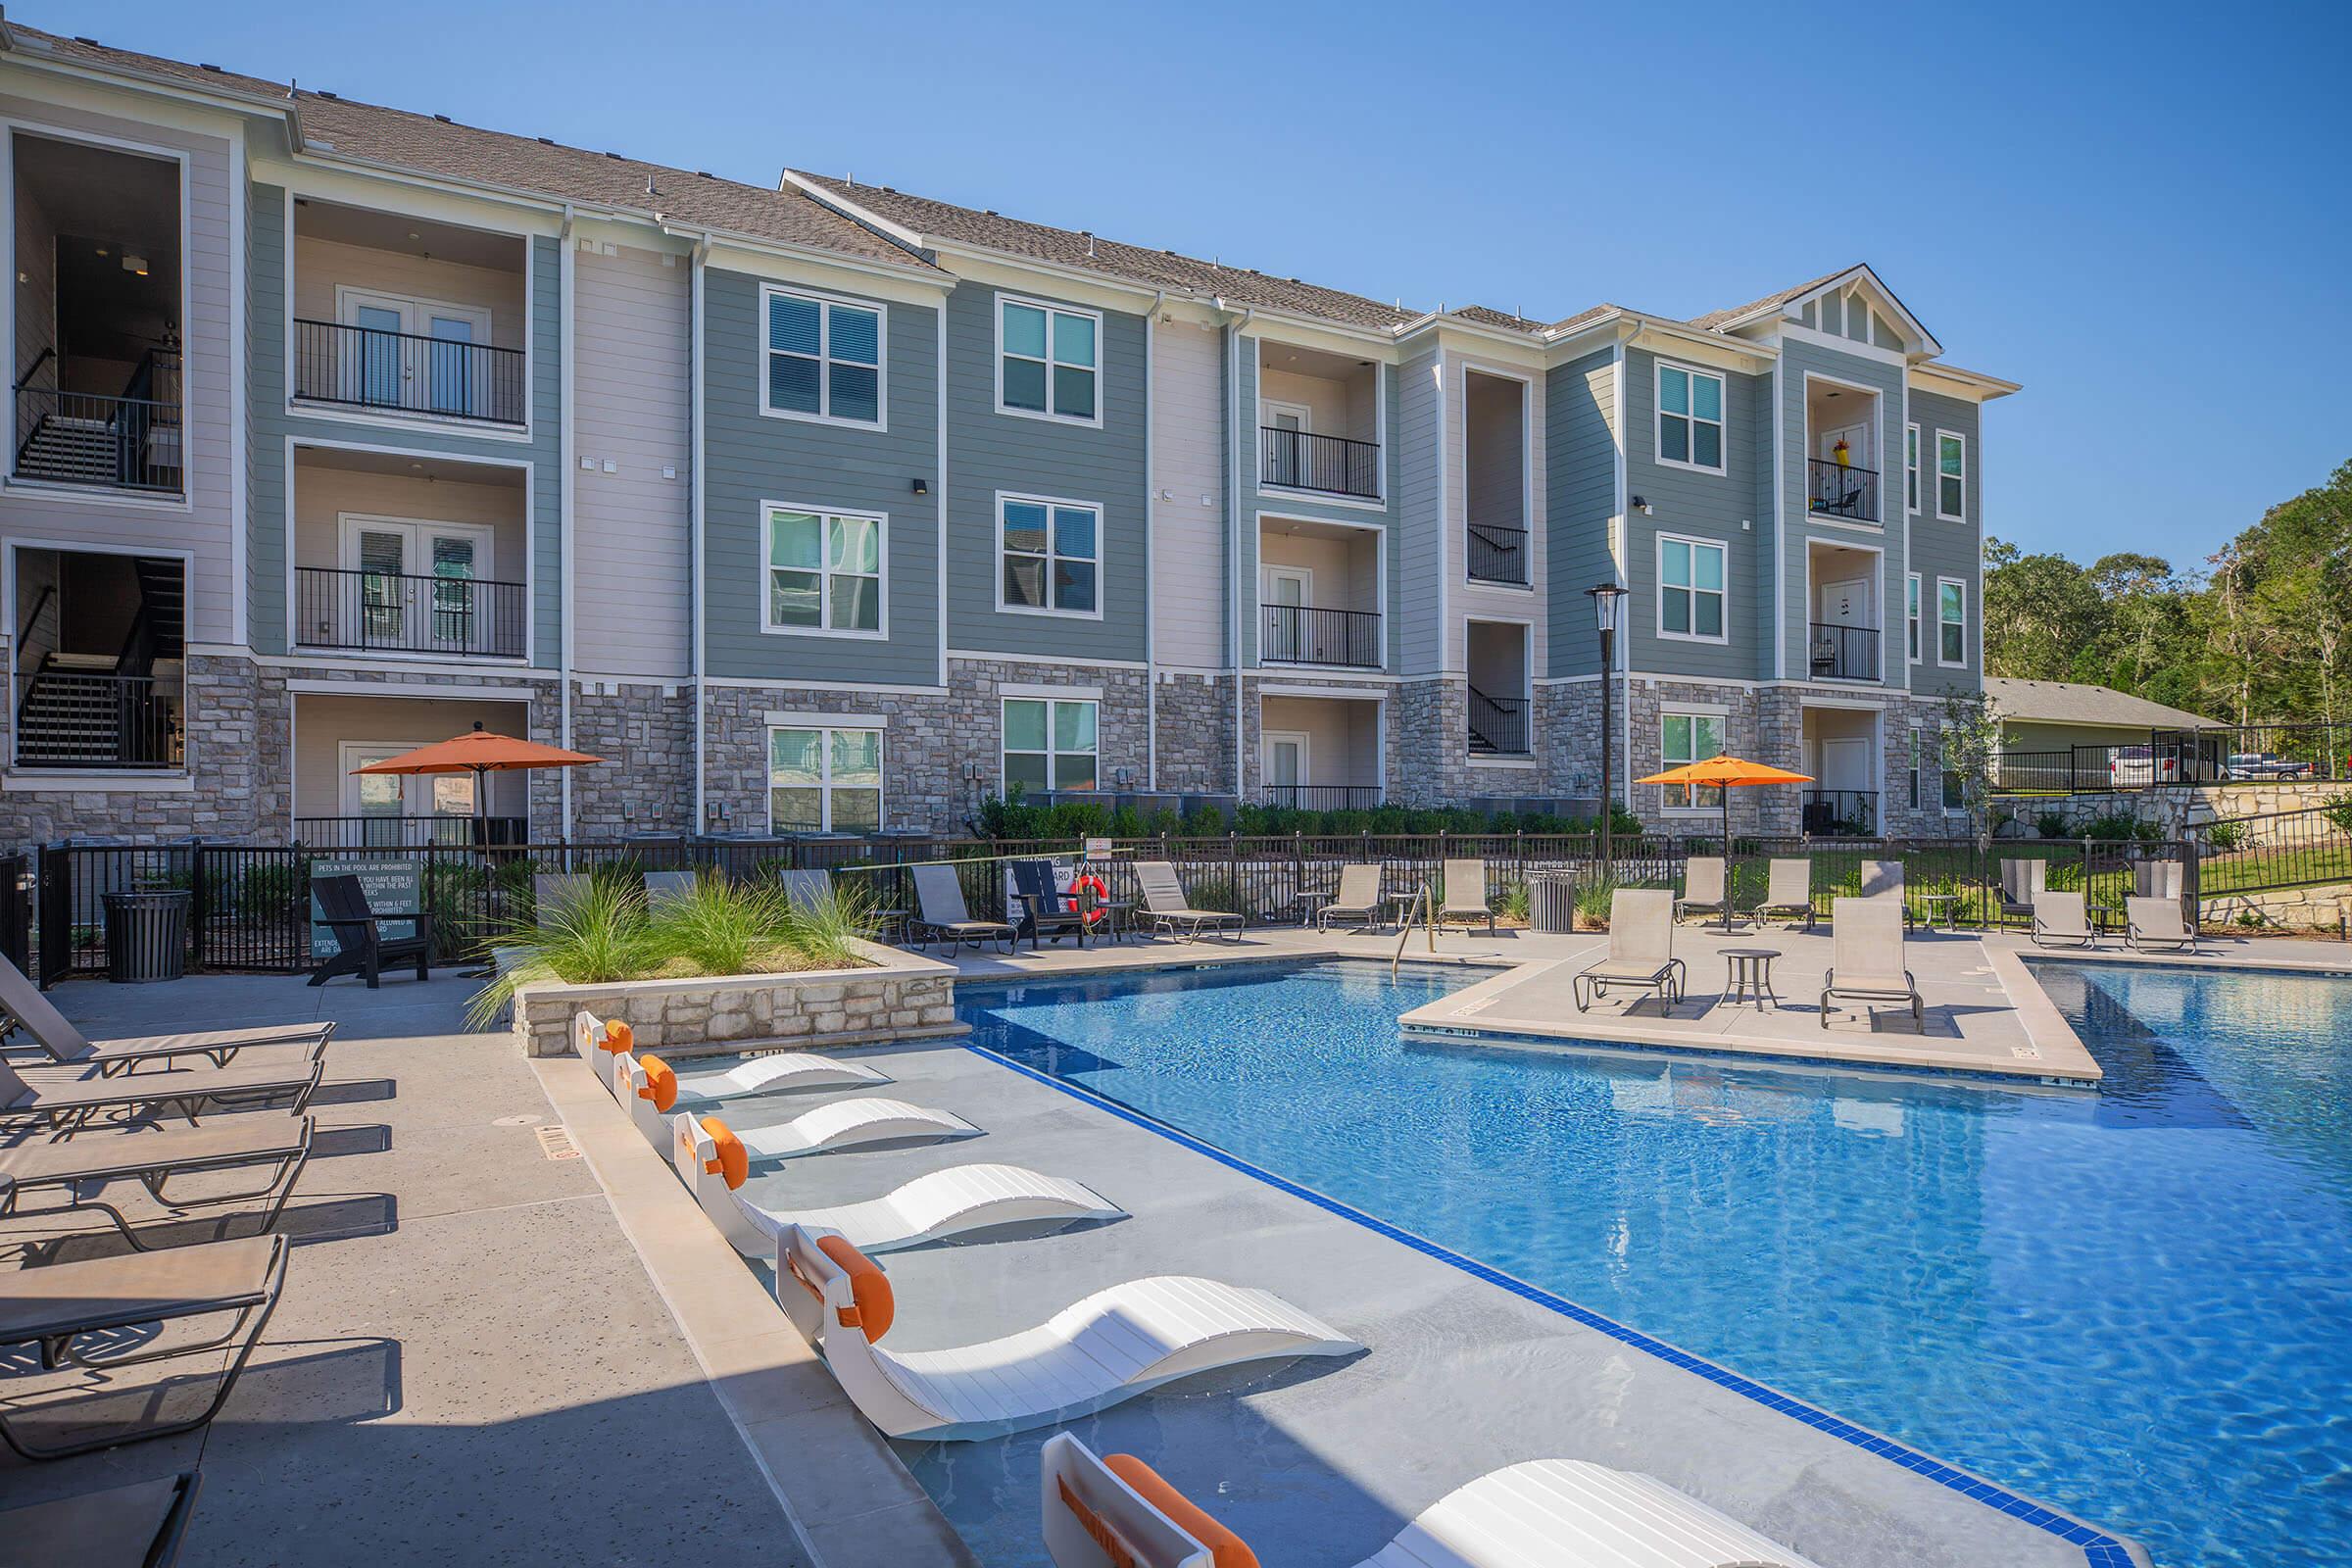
[2198,882,2352,936]
[510,938,965,1057]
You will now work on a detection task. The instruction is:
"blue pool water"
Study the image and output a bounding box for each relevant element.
[962,958,2352,1568]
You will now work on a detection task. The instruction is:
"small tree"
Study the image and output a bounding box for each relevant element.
[1937,694,2005,846]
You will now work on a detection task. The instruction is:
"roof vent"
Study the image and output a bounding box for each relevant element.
[984,210,999,217]
[74,36,101,46]
[433,114,453,123]
[200,63,223,73]
[537,136,555,145]
[697,171,713,179]
[645,173,659,197]
[317,90,338,100]
[605,151,622,160]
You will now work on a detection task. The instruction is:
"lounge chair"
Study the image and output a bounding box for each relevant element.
[0,953,329,1075]
[0,1051,325,1136]
[1819,898,1923,1031]
[572,1009,637,1096]
[1856,858,1916,931]
[909,863,1017,955]
[614,1053,975,1153]
[0,1472,202,1567]
[675,1114,1121,1256]
[777,1224,1357,1441]
[779,868,834,913]
[2126,895,2199,954]
[534,871,591,918]
[307,873,432,988]
[1439,858,1496,934]
[643,869,697,908]
[1040,1433,1827,1568]
[1010,859,1094,952]
[1675,857,1730,926]
[1315,864,1385,933]
[1752,857,1815,930]
[2135,859,2185,902]
[0,1113,314,1250]
[1134,861,1245,943]
[2032,890,2097,950]
[0,1233,287,1459]
[1572,889,1686,1011]
[609,1041,890,1130]
[1997,858,2046,922]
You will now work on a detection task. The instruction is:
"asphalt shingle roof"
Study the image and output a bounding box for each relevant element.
[1984,678,2220,732]
[1685,267,1858,331]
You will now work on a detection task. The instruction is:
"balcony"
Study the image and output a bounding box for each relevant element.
[1261,426,1379,499]
[1807,621,1883,682]
[1807,459,1880,522]
[1802,788,1878,837]
[295,567,528,660]
[1261,604,1381,668]
[1466,523,1529,585]
[293,318,525,426]
[1261,784,1383,811]
[1258,340,1381,501]
[296,814,528,848]
[1464,368,1530,584]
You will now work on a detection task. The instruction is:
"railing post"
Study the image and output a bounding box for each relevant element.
[189,843,210,974]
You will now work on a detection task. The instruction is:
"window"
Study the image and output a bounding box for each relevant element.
[1906,572,1923,663]
[1003,698,1098,793]
[1938,728,1967,813]
[1655,362,1725,472]
[768,725,883,832]
[999,493,1100,616]
[1936,430,1966,520]
[762,286,883,426]
[999,296,1099,423]
[1905,423,1921,514]
[763,507,883,635]
[1908,728,1924,811]
[1659,710,1725,809]
[1657,535,1727,641]
[1937,578,1966,666]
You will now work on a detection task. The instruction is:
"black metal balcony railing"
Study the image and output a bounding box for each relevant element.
[1260,604,1382,668]
[1261,426,1380,499]
[1807,621,1883,682]
[1467,686,1530,756]
[295,567,528,659]
[295,814,528,849]
[13,349,183,494]
[1466,523,1529,585]
[1260,785,1385,811]
[1803,789,1878,837]
[1808,458,1880,522]
[12,671,183,770]
[293,318,526,425]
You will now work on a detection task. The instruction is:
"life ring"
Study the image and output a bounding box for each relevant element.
[1069,873,1110,924]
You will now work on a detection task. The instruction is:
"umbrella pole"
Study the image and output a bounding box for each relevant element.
[1722,791,1734,933]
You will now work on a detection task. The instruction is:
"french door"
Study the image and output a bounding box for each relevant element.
[339,515,495,654]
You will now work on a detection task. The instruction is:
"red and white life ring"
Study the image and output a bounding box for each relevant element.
[1069,873,1110,924]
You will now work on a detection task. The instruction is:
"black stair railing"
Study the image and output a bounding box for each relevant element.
[1467,685,1530,755]
[1466,523,1529,584]
[295,567,528,659]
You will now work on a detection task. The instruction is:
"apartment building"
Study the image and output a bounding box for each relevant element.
[0,20,2012,852]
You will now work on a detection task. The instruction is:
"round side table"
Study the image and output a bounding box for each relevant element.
[1722,947,1782,1008]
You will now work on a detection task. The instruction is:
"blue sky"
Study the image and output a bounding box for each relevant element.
[51,0,2352,572]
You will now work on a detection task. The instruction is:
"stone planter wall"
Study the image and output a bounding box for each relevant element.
[511,938,964,1058]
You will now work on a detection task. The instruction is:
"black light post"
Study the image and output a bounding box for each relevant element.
[1588,582,1629,879]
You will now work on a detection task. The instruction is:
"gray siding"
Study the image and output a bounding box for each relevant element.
[1544,348,1616,678]
[701,267,939,687]
[1907,384,1983,698]
[1776,337,1903,685]
[1392,349,1441,675]
[942,283,1145,662]
[1621,347,1770,682]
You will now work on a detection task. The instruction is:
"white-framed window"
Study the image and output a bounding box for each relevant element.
[1937,577,1967,666]
[998,295,1100,424]
[1654,361,1725,473]
[1003,697,1098,794]
[761,284,884,427]
[1908,727,1924,811]
[1906,572,1923,664]
[762,505,884,637]
[1656,534,1727,642]
[1938,726,1967,813]
[1659,710,1725,809]
[1905,422,1922,514]
[998,492,1102,617]
[768,725,883,832]
[1936,429,1966,520]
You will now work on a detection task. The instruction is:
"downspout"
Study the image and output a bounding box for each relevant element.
[558,204,576,839]
[688,233,711,834]
[1144,289,1165,791]
[1222,301,1255,803]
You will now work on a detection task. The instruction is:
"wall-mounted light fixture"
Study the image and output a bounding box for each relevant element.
[1629,494,1653,515]
[910,477,929,496]
[122,253,149,276]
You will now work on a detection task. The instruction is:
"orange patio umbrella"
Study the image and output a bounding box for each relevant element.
[1635,755,1813,931]
[352,721,602,844]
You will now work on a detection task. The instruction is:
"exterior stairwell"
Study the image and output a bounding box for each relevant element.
[12,557,186,770]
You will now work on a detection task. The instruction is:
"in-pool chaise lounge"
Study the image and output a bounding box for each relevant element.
[778,1224,1358,1441]
[1039,1432,1825,1567]
[674,1113,1122,1254]
[571,1011,889,1102]
[0,955,329,1075]
[0,1052,325,1136]
[0,1113,315,1249]
[614,1054,976,1154]
[610,1050,904,1144]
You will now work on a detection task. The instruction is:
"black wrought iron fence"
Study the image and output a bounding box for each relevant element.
[2198,801,2352,898]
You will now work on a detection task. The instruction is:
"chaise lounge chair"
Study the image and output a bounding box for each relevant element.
[604,1041,890,1133]
[1751,857,1816,931]
[643,869,698,909]
[1439,858,1496,934]
[0,954,329,1075]
[909,863,1017,955]
[1858,858,1915,931]
[2032,890,2097,950]
[1572,889,1687,1011]
[0,1233,288,1459]
[0,1113,315,1250]
[1315,864,1386,933]
[1819,898,1923,1031]
[307,873,433,988]
[675,1113,1122,1256]
[779,868,834,913]
[1675,857,1730,926]
[614,1053,976,1154]
[2126,894,2199,955]
[0,1052,325,1136]
[1134,861,1245,943]
[777,1224,1358,1441]
[1039,1432,1827,1568]
[1997,858,2046,923]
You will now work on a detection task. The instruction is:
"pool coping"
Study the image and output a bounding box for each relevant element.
[965,1035,2149,1568]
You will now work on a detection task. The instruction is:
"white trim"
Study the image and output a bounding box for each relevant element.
[229,129,249,648]
[283,677,535,701]
[758,501,888,640]
[1252,681,1389,701]
[1434,347,1450,662]
[1259,397,1312,434]
[1936,575,1968,668]
[1259,728,1310,790]
[1653,531,1730,645]
[1778,319,1909,367]
[2,770,195,793]
[1905,571,1924,665]
[1656,704,1730,809]
[1000,681,1105,702]
[936,293,950,692]
[764,720,886,835]
[756,280,888,431]
[1904,421,1922,516]
[993,490,1105,621]
[993,292,1103,429]
[763,710,887,728]
[703,674,946,696]
[1934,427,1967,522]
[1651,358,1727,476]
[946,648,1149,672]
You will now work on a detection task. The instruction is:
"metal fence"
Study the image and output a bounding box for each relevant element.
[1999,723,2352,795]
[2199,800,2352,899]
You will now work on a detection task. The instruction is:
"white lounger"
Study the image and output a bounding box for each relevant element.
[673,1113,1121,1254]
[570,1009,889,1103]
[616,1053,975,1152]
[779,1225,1358,1441]
[572,1010,634,1097]
[1041,1432,1824,1568]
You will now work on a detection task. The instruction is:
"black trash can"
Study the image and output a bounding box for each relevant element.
[104,890,191,983]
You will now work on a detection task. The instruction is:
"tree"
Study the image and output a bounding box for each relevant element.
[1982,538,2104,681]
[1937,693,2005,846]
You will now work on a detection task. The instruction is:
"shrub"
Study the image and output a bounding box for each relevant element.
[2323,795,2352,839]
[2034,810,2070,841]
[236,860,309,923]
[2202,818,2248,853]
[1495,881,1531,923]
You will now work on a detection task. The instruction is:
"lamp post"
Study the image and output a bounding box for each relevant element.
[1587,582,1629,878]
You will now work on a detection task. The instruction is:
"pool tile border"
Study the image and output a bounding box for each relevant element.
[968,1039,2144,1568]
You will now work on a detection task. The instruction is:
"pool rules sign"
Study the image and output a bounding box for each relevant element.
[309,858,423,958]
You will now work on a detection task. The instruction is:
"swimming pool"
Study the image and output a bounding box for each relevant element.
[961,957,2352,1568]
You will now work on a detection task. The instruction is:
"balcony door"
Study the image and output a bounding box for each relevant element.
[338,515,495,655]
[1817,575,1875,680]
[1261,565,1310,662]
[339,740,475,846]
[1263,400,1311,488]
[1263,731,1308,800]
[336,290,492,417]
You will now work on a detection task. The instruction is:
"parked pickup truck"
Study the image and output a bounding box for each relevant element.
[2226,752,2317,781]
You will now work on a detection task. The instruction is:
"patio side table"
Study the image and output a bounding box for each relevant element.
[1919,894,1961,933]
[1722,947,1781,1008]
